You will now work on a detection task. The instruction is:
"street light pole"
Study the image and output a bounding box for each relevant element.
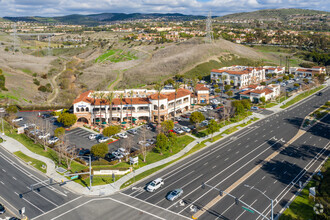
[244,184,273,220]
[89,154,92,191]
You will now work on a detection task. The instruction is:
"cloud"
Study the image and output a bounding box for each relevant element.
[0,0,328,17]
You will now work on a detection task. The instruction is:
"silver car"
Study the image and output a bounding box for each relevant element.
[166,189,183,201]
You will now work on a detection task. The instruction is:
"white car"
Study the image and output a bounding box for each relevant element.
[181,126,191,133]
[112,151,124,159]
[174,128,184,134]
[146,178,164,192]
[118,148,129,156]
[48,137,59,144]
[98,136,110,143]
[118,133,128,139]
[138,140,151,147]
[12,117,23,122]
[146,138,156,144]
[89,134,102,140]
[38,133,50,139]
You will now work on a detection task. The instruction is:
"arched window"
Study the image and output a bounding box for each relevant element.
[81,107,85,112]
[86,107,89,112]
[154,105,158,110]
[76,107,80,112]
[160,104,165,110]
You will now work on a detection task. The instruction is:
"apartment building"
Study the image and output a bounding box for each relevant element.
[289,66,326,77]
[239,84,280,102]
[263,66,285,75]
[73,88,192,126]
[211,66,266,89]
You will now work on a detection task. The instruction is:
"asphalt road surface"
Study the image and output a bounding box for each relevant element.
[0,146,79,219]
[121,86,329,220]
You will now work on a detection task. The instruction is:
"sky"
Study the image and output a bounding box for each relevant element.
[0,0,328,17]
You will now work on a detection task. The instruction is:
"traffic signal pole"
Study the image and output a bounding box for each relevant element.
[202,182,270,220]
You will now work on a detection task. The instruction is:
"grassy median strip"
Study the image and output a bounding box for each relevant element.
[14,151,47,173]
[281,86,325,109]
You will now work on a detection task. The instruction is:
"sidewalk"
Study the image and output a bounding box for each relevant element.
[0,81,327,196]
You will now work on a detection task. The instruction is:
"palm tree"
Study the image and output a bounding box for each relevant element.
[119,93,124,123]
[154,83,163,125]
[105,92,114,125]
[173,82,181,122]
[192,78,198,109]
[91,92,97,125]
[130,90,133,127]
[98,92,105,126]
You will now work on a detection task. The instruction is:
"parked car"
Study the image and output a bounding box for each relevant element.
[98,136,110,143]
[146,178,164,192]
[48,136,59,144]
[78,148,90,156]
[146,138,156,144]
[173,128,184,134]
[251,106,259,110]
[41,114,51,119]
[181,126,191,133]
[112,151,124,159]
[175,117,182,121]
[89,134,102,140]
[12,117,23,122]
[138,140,151,147]
[105,153,117,162]
[38,132,50,139]
[29,129,41,135]
[127,129,137,135]
[0,203,5,214]
[117,133,128,139]
[166,189,183,201]
[118,148,129,156]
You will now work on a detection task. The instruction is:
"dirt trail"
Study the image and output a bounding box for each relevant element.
[47,56,83,104]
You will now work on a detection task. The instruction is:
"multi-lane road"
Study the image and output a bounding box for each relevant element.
[121,86,329,220]
[1,86,329,220]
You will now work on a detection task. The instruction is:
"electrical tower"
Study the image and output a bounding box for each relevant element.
[205,11,213,44]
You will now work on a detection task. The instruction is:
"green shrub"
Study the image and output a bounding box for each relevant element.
[33,78,40,86]
[91,143,108,158]
[38,86,47,92]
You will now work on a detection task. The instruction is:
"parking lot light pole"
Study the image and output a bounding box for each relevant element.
[244,184,273,220]
[73,155,92,191]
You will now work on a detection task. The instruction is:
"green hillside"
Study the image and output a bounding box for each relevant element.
[217,8,330,20]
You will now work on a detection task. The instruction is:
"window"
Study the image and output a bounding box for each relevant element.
[154,105,158,110]
[86,107,89,112]
[76,108,80,112]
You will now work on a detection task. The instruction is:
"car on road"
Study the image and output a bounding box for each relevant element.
[146,178,164,192]
[181,126,191,133]
[12,117,23,122]
[98,136,110,143]
[38,132,50,139]
[127,129,137,135]
[48,136,59,144]
[166,189,183,201]
[88,133,102,140]
[0,203,5,214]
[117,132,128,139]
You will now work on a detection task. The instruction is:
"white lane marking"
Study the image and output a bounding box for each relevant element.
[14,192,44,213]
[237,143,241,146]
[204,162,208,166]
[236,199,258,220]
[2,169,6,172]
[212,165,217,169]
[236,151,239,154]
[245,145,249,148]
[0,181,4,185]
[50,197,168,220]
[227,148,231,152]
[263,135,266,137]
[270,130,273,133]
[274,180,277,184]
[262,176,266,180]
[32,196,83,220]
[216,155,220,158]
[26,186,58,207]
[303,141,306,144]
[12,176,17,180]
[254,140,258,142]
[225,158,229,161]
[247,138,250,140]
[313,143,316,146]
[178,139,281,214]
[119,193,191,220]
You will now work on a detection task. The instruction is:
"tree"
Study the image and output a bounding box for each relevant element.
[260,96,266,103]
[190,111,205,127]
[57,113,77,127]
[154,83,163,126]
[91,143,108,158]
[207,119,219,141]
[224,85,231,91]
[6,105,18,122]
[167,132,177,153]
[65,144,78,170]
[283,75,289,80]
[303,78,309,84]
[213,84,218,88]
[155,132,168,155]
[105,92,114,125]
[278,78,283,82]
[241,99,251,110]
[173,82,181,121]
[119,93,124,123]
[215,88,221,94]
[226,91,233,97]
[232,101,245,115]
[161,120,174,134]
[293,83,300,87]
[54,127,65,138]
[288,74,294,79]
[103,125,121,137]
[260,82,266,86]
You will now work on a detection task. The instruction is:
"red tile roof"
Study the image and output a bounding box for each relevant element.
[195,84,209,91]
[148,93,168,100]
[165,88,192,101]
